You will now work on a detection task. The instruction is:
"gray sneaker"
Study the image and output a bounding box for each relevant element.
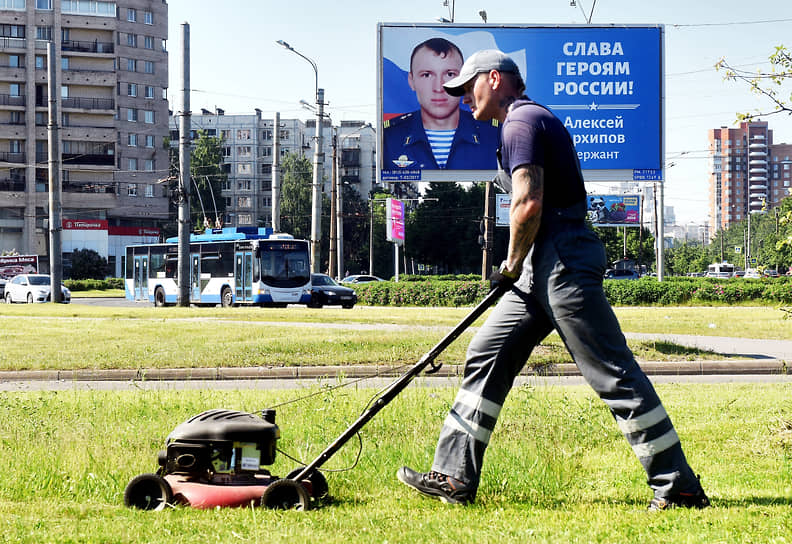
[397,466,475,505]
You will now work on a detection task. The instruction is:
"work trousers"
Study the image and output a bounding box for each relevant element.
[431,214,698,499]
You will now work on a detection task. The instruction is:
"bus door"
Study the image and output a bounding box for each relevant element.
[235,251,254,302]
[133,255,148,301]
[190,254,201,301]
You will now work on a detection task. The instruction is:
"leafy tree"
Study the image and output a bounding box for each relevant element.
[592,225,655,270]
[189,131,227,230]
[339,185,374,276]
[69,248,108,279]
[717,45,792,121]
[163,131,227,237]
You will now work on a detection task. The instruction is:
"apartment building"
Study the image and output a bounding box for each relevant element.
[708,121,792,234]
[171,109,388,229]
[0,0,169,273]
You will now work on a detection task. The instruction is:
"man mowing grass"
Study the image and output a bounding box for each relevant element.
[397,50,710,511]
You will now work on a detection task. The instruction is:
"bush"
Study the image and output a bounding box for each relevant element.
[64,278,123,292]
[352,277,792,306]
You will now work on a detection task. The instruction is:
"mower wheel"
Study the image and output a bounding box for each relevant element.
[124,473,173,511]
[286,467,329,500]
[261,479,310,511]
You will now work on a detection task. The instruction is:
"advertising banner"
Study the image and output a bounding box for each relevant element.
[378,24,663,183]
[496,193,511,227]
[386,198,405,245]
[586,194,642,227]
[0,255,38,278]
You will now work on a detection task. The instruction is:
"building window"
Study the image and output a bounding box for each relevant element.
[128,158,138,171]
[220,130,231,140]
[237,164,252,176]
[128,183,137,196]
[237,197,252,208]
[143,110,154,124]
[36,0,53,9]
[128,134,137,146]
[144,159,154,171]
[9,83,21,97]
[8,54,20,67]
[238,146,252,158]
[144,36,154,50]
[127,83,137,97]
[127,59,136,72]
[0,24,25,37]
[127,108,137,122]
[237,129,251,140]
[61,57,70,70]
[144,10,153,24]
[127,34,137,47]
[145,85,154,99]
[222,146,232,158]
[262,129,272,140]
[0,0,25,10]
[36,26,52,41]
[35,55,45,69]
[145,184,154,197]
[145,135,154,148]
[144,61,154,74]
[60,85,68,98]
[237,214,252,225]
[127,8,137,22]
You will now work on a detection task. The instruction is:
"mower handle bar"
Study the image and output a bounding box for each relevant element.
[290,283,508,484]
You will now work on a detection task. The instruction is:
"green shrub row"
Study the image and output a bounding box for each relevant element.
[64,277,124,291]
[352,277,792,306]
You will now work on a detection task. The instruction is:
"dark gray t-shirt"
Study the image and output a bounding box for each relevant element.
[499,99,586,209]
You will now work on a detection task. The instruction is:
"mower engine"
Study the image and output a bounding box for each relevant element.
[124,408,325,511]
[160,408,280,481]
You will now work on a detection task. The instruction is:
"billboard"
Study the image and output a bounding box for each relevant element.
[586,194,642,227]
[378,24,663,183]
[0,255,38,278]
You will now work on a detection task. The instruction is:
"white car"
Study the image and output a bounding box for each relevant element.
[4,274,71,304]
[744,268,761,279]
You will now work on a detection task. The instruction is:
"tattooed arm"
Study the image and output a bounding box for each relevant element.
[504,164,544,276]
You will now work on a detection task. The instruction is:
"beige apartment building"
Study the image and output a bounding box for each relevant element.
[0,0,169,274]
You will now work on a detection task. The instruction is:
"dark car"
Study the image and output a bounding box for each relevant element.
[309,273,357,309]
[604,269,640,280]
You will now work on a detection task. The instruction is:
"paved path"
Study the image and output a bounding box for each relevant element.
[624,333,792,361]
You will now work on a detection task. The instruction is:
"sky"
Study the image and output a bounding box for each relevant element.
[165,0,792,225]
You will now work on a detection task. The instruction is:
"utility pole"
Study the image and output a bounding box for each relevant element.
[47,42,62,302]
[311,89,325,273]
[271,112,281,231]
[329,128,337,278]
[177,23,191,307]
[481,180,495,279]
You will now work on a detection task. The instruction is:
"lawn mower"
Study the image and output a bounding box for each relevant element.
[124,285,505,511]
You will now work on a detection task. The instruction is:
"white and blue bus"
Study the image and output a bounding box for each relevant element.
[125,228,312,307]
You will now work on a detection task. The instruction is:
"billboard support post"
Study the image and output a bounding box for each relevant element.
[482,180,496,280]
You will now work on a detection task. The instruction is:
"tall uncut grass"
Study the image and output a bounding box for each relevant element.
[0,383,790,543]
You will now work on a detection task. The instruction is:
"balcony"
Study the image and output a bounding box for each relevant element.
[61,97,115,111]
[62,153,115,166]
[341,174,360,184]
[0,152,25,163]
[61,40,114,54]
[0,178,24,191]
[0,94,25,106]
[0,37,26,50]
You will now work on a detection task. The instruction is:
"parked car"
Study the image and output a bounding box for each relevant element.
[763,269,780,278]
[309,273,357,309]
[340,274,385,284]
[604,269,639,280]
[744,268,761,279]
[4,274,71,304]
[0,277,6,299]
[733,270,745,278]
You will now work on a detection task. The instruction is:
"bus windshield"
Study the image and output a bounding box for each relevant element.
[260,242,310,288]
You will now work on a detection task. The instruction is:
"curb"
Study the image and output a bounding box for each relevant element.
[0,359,788,382]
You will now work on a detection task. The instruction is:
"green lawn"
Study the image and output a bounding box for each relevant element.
[0,304,781,371]
[0,384,790,543]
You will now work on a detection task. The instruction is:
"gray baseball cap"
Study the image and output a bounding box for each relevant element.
[443,49,522,97]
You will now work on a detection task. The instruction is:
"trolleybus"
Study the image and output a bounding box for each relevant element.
[125,228,312,307]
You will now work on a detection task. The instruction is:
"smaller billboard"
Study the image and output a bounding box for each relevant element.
[496,194,511,227]
[386,198,405,245]
[586,194,641,227]
[0,255,38,279]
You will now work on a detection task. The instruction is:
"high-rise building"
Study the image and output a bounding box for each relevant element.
[0,0,170,273]
[708,121,792,235]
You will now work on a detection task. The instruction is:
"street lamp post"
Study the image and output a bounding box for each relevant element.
[277,40,324,273]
